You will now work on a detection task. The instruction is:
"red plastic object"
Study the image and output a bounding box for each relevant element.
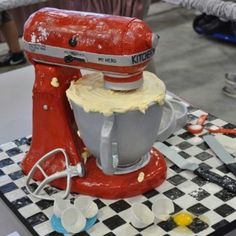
[54,147,166,199]
[23,8,156,86]
[21,9,166,199]
[187,114,208,134]
[21,63,167,198]
[208,127,236,135]
[197,114,208,125]
[21,64,84,180]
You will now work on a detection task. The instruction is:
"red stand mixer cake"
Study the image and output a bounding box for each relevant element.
[21,8,167,199]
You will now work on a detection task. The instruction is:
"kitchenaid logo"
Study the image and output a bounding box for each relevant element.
[132,48,155,64]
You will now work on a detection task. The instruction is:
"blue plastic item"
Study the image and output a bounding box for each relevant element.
[51,214,97,234]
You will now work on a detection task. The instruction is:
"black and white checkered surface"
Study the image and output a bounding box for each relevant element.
[0,106,236,236]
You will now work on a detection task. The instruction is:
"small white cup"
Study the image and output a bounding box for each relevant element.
[152,198,174,221]
[130,203,155,228]
[53,196,71,218]
[74,196,98,219]
[61,206,86,234]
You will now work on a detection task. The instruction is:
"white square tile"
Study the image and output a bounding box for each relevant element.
[201,210,223,227]
[87,222,110,236]
[184,146,204,156]
[174,194,198,209]
[5,188,26,201]
[201,195,224,210]
[2,163,21,174]
[33,220,52,236]
[0,175,12,186]
[225,211,236,223]
[113,224,138,236]
[0,142,17,151]
[98,206,116,221]
[0,152,9,160]
[18,204,41,218]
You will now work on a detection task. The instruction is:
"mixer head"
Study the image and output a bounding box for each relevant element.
[23,8,158,91]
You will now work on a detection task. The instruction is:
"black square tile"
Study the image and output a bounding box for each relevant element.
[9,170,24,180]
[204,123,214,129]
[0,148,2,153]
[14,137,31,146]
[158,218,177,232]
[74,231,90,236]
[103,233,116,236]
[178,151,191,159]
[167,174,187,186]
[36,199,54,210]
[191,176,208,187]
[176,141,192,150]
[0,158,14,168]
[223,123,236,129]
[189,188,210,201]
[103,215,126,230]
[109,200,131,213]
[163,187,185,200]
[0,169,4,176]
[187,203,210,216]
[142,200,152,210]
[169,165,183,173]
[188,217,209,233]
[94,198,106,209]
[0,182,18,193]
[216,165,230,174]
[5,147,23,157]
[12,196,33,209]
[46,232,63,236]
[195,152,213,161]
[70,197,75,204]
[44,186,59,196]
[163,141,172,147]
[211,219,229,231]
[214,204,235,217]
[22,183,38,194]
[187,113,198,122]
[214,189,235,202]
[198,163,212,170]
[26,212,48,227]
[207,114,217,121]
[197,142,209,151]
[143,189,159,198]
[178,132,195,140]
[173,203,182,214]
[131,221,152,232]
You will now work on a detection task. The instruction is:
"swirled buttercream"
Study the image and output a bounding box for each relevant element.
[66,71,166,116]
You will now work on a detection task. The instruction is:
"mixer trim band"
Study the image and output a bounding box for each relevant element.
[23,40,155,67]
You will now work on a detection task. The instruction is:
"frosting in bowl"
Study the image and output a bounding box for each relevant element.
[66,71,166,116]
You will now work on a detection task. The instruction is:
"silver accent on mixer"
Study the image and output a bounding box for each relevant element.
[23,40,156,66]
[26,148,85,201]
[104,78,144,91]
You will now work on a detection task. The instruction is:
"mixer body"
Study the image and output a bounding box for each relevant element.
[21,8,166,199]
[23,7,157,90]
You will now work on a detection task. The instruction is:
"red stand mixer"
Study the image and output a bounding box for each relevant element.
[21,8,167,199]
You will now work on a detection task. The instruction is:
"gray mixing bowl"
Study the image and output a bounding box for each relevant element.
[70,100,164,175]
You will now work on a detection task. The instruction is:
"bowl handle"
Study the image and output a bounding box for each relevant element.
[100,115,118,175]
[156,99,176,141]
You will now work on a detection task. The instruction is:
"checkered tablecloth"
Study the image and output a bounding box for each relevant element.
[0,105,236,236]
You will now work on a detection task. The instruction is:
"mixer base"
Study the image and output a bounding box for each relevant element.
[52,147,167,199]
